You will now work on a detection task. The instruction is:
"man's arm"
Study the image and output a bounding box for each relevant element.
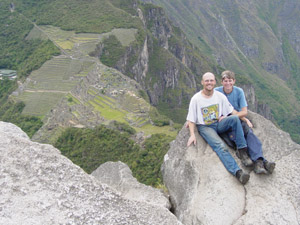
[231,107,253,128]
[232,107,247,118]
[187,121,197,146]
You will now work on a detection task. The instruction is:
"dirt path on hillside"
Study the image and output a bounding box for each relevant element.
[24,90,69,94]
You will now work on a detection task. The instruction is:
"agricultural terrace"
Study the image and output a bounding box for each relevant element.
[16,91,65,118]
[15,55,95,117]
[31,26,137,56]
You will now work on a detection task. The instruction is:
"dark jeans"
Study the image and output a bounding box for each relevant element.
[224,120,264,162]
[243,121,264,161]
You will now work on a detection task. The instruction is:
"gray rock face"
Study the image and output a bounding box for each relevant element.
[240,84,273,120]
[0,121,181,225]
[92,161,171,209]
[162,111,300,225]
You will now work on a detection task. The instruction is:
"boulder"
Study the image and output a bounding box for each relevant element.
[162,111,300,225]
[92,161,171,209]
[0,121,182,225]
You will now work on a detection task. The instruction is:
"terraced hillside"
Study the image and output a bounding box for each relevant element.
[14,25,177,144]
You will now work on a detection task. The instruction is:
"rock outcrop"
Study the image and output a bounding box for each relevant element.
[162,111,300,225]
[0,121,181,225]
[240,84,273,121]
[92,161,171,209]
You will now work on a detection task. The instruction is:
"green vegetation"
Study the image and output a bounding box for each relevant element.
[16,91,66,117]
[149,107,170,126]
[282,35,300,100]
[0,2,59,138]
[88,95,127,123]
[132,133,173,186]
[0,101,43,137]
[54,125,139,174]
[110,0,138,16]
[108,121,136,135]
[99,35,127,67]
[0,80,17,106]
[0,2,60,79]
[55,125,173,186]
[17,40,61,78]
[147,40,170,85]
[0,79,43,137]
[15,0,142,34]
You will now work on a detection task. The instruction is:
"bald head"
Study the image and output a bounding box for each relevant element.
[201,72,216,93]
[202,72,215,81]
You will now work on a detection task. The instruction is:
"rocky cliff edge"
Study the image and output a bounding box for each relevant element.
[0,121,181,225]
[162,111,300,225]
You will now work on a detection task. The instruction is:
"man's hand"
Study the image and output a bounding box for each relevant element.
[187,134,196,146]
[245,118,253,128]
[218,115,226,122]
[187,121,197,146]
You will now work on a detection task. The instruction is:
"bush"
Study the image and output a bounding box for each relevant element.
[149,107,170,126]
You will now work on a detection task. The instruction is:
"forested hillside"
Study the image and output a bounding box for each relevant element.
[0,1,59,136]
[54,122,173,186]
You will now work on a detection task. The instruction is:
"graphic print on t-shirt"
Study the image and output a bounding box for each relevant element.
[201,104,219,125]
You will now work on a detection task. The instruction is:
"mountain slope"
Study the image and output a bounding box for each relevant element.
[1,0,218,145]
[141,0,300,143]
[3,0,299,144]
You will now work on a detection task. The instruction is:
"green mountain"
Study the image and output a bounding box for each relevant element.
[0,0,220,185]
[1,0,300,187]
[6,0,299,142]
[141,0,300,143]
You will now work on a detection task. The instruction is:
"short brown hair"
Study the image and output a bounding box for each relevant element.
[221,70,235,81]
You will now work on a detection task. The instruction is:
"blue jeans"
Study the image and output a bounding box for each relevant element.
[241,121,264,161]
[197,115,247,175]
[227,120,265,162]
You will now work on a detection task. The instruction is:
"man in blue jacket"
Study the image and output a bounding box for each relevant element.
[215,70,275,174]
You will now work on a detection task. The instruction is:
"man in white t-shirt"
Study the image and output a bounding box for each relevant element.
[186,72,250,184]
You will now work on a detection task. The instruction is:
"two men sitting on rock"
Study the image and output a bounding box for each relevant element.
[186,71,275,185]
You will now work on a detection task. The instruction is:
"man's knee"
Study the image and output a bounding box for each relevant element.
[209,139,229,153]
[229,115,239,122]
[226,115,240,127]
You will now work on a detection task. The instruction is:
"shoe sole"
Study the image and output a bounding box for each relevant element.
[239,174,250,185]
[254,168,268,174]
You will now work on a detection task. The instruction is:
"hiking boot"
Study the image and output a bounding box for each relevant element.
[254,159,268,174]
[236,169,250,185]
[264,161,276,174]
[237,148,253,167]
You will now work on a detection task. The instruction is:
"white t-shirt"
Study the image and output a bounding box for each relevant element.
[186,90,234,125]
